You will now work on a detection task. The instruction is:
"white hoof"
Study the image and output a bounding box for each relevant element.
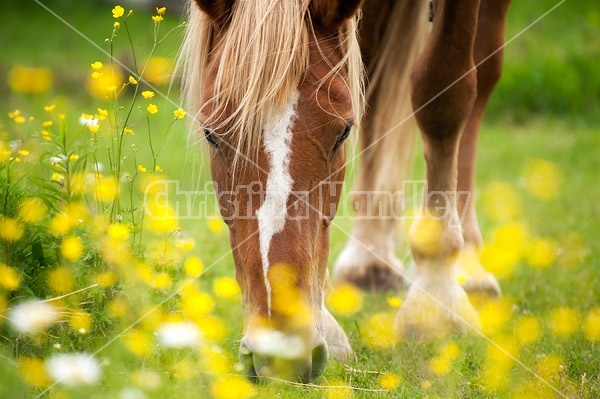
[395,268,481,340]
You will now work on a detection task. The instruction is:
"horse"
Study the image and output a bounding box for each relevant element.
[181,0,511,383]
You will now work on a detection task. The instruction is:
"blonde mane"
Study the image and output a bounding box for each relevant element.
[181,0,364,165]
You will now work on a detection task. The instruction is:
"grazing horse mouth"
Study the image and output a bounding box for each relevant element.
[239,331,329,383]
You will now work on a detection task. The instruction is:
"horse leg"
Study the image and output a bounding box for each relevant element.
[332,0,429,292]
[457,0,512,296]
[395,0,482,338]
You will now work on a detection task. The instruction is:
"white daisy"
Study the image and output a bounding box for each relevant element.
[156,321,201,348]
[8,299,59,334]
[45,353,101,386]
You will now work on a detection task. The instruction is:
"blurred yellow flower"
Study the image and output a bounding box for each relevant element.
[196,315,227,342]
[142,57,173,86]
[0,264,20,291]
[108,224,130,241]
[97,108,108,117]
[141,90,155,99]
[124,329,153,357]
[523,158,560,199]
[146,201,178,232]
[44,104,56,112]
[181,291,214,318]
[514,315,542,346]
[482,182,521,221]
[327,284,363,317]
[152,15,164,23]
[207,217,225,234]
[479,299,513,335]
[175,237,195,251]
[8,66,53,94]
[87,68,124,99]
[88,124,100,133]
[94,271,118,288]
[19,198,47,223]
[91,61,103,70]
[107,297,128,318]
[184,257,203,277]
[69,309,92,333]
[14,116,26,124]
[211,375,256,399]
[155,165,163,173]
[152,272,172,290]
[138,164,147,173]
[525,238,557,269]
[156,6,166,15]
[18,357,52,388]
[534,354,564,381]
[42,120,53,127]
[61,236,84,261]
[174,108,186,119]
[480,244,520,279]
[213,276,240,299]
[95,177,119,202]
[583,307,600,342]
[47,267,74,294]
[386,296,403,308]
[128,76,138,85]
[0,217,24,242]
[147,104,158,114]
[112,5,124,18]
[548,306,579,337]
[124,128,134,135]
[361,312,396,349]
[378,373,401,390]
[324,379,353,399]
[113,21,121,29]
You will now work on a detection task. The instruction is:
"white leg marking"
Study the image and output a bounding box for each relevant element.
[256,91,299,315]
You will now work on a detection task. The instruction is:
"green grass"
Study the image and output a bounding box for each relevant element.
[0,1,599,398]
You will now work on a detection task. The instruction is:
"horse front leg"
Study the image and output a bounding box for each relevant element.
[457,0,511,296]
[396,0,482,339]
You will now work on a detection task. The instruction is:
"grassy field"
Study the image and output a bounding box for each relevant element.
[0,1,599,398]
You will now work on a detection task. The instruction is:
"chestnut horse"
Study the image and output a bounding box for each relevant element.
[182,0,511,382]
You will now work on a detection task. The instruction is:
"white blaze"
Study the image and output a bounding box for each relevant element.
[256,91,298,315]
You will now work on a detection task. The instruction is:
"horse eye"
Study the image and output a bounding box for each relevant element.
[333,122,353,152]
[204,128,218,148]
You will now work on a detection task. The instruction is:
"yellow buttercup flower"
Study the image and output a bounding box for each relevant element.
[19,197,47,223]
[124,128,134,135]
[184,257,203,277]
[44,104,55,112]
[69,309,92,333]
[147,104,158,114]
[113,21,121,29]
[327,284,363,316]
[0,217,24,242]
[173,108,186,119]
[17,357,52,388]
[141,90,155,99]
[379,373,401,390]
[155,165,163,173]
[8,66,52,94]
[152,15,164,23]
[211,376,256,399]
[156,6,166,15]
[128,76,138,85]
[548,307,579,337]
[108,224,130,241]
[112,5,125,18]
[91,61,103,70]
[61,236,84,261]
[47,267,75,294]
[94,271,118,288]
[213,277,240,299]
[138,164,147,173]
[97,108,109,117]
[14,116,26,124]
[0,264,20,291]
[88,124,100,133]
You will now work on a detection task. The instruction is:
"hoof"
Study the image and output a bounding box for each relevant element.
[395,272,481,340]
[333,241,406,292]
[320,307,353,363]
[461,271,501,297]
[456,248,502,297]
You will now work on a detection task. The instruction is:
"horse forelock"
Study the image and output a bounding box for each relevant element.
[181,0,364,168]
